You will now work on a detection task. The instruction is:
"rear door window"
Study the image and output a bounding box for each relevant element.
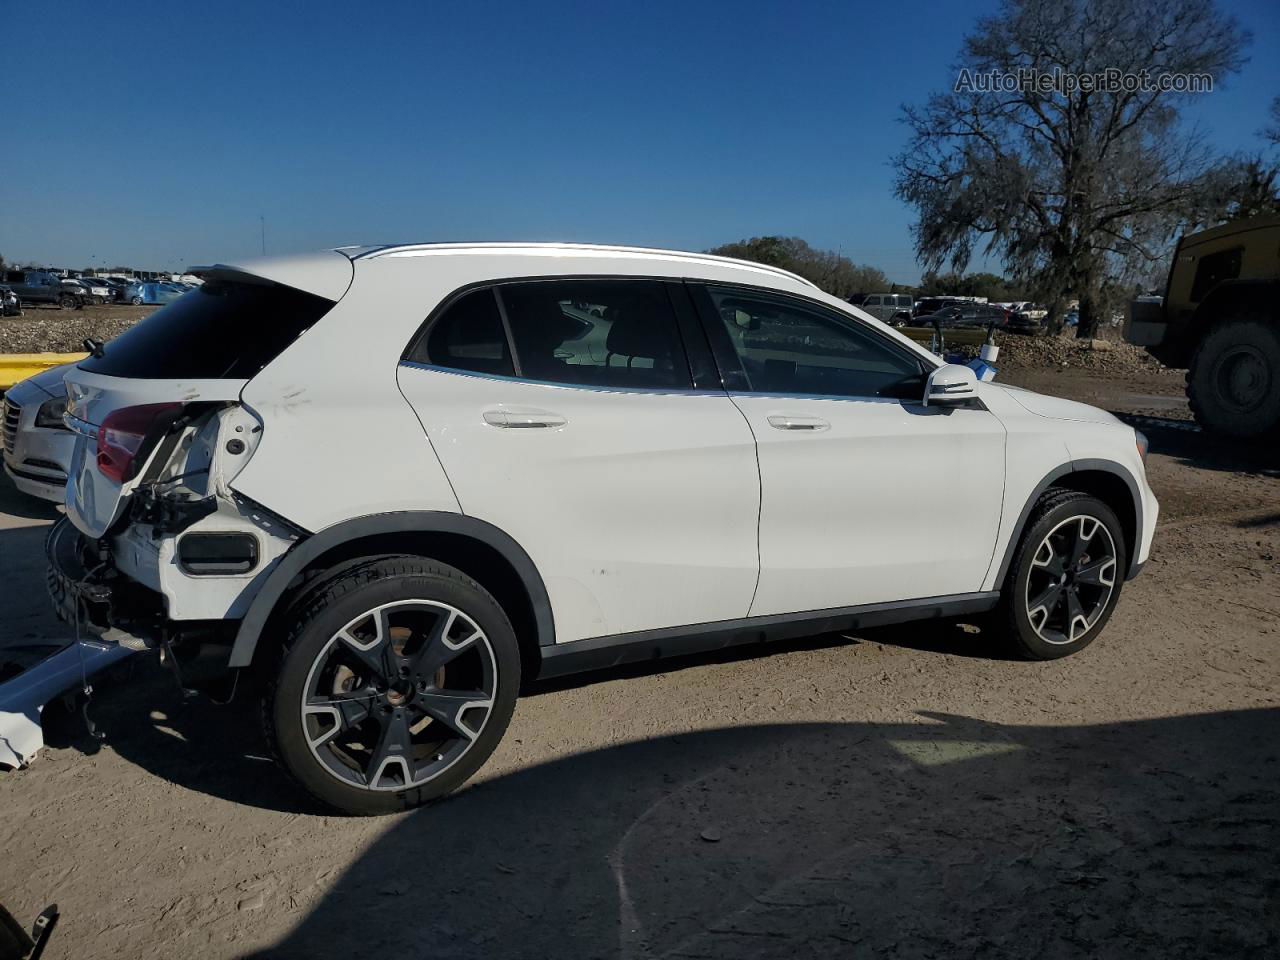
[78,281,335,379]
[498,279,692,390]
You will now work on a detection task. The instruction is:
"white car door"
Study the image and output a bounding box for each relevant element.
[397,278,761,645]
[692,283,1006,617]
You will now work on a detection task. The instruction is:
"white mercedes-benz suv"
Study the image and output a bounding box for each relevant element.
[46,243,1158,814]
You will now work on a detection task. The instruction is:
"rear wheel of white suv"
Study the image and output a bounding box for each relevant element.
[264,557,521,815]
[997,490,1127,660]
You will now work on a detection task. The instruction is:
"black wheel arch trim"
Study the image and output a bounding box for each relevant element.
[992,458,1145,587]
[227,511,555,668]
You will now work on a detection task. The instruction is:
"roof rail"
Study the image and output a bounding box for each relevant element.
[341,241,819,289]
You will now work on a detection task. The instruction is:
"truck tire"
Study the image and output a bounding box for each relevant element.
[1186,316,1280,440]
[58,294,77,309]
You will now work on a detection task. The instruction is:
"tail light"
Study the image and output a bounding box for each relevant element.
[96,402,182,483]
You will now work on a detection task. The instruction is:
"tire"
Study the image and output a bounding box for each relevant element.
[1186,316,1280,440]
[995,490,1126,660]
[263,556,521,815]
[58,294,77,309]
[130,296,143,305]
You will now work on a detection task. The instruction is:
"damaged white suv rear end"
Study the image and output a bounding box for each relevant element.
[49,256,344,674]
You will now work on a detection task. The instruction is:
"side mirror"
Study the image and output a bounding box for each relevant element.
[924,363,979,406]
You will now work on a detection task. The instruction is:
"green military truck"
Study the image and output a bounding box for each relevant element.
[1126,214,1280,439]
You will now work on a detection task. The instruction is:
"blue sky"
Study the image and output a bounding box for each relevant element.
[3,0,1276,283]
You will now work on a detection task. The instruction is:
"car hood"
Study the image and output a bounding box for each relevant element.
[12,364,73,402]
[995,384,1121,426]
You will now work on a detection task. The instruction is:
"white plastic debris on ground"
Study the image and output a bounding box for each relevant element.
[0,640,134,768]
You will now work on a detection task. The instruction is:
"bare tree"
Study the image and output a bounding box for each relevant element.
[894,0,1250,337]
[1264,96,1280,148]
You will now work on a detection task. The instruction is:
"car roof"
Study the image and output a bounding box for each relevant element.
[193,243,818,304]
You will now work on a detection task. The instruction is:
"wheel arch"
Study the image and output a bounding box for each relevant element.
[992,459,1143,587]
[227,512,555,671]
[1176,279,1280,366]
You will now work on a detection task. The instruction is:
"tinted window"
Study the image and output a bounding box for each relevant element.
[78,281,334,379]
[1190,247,1242,302]
[500,280,690,389]
[708,288,924,398]
[414,287,514,377]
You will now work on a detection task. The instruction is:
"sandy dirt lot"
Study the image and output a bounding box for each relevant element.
[0,358,1277,958]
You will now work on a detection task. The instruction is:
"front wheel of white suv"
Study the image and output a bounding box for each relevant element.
[997,490,1127,660]
[264,557,521,815]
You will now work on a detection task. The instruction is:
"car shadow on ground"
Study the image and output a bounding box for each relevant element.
[233,708,1277,959]
[1111,412,1280,478]
[40,619,996,813]
[0,476,61,523]
[41,659,322,815]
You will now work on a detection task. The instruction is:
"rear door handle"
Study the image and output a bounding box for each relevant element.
[483,409,567,429]
[767,414,830,431]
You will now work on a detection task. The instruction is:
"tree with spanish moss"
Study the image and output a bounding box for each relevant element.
[893,0,1251,338]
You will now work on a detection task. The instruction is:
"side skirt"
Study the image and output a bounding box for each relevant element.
[536,592,1000,680]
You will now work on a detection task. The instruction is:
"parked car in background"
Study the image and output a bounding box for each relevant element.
[1005,312,1043,335]
[46,242,1157,815]
[3,270,83,308]
[1004,304,1051,335]
[0,284,21,316]
[100,277,133,301]
[3,364,74,501]
[858,293,915,326]
[73,277,114,304]
[912,296,968,320]
[125,281,186,305]
[917,302,1010,329]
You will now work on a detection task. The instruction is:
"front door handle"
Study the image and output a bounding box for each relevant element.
[483,409,567,429]
[767,414,830,431]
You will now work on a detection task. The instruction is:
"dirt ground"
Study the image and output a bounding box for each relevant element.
[0,362,1277,959]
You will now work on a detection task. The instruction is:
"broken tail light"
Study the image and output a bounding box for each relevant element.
[96,402,182,484]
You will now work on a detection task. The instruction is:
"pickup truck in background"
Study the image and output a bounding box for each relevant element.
[3,270,85,309]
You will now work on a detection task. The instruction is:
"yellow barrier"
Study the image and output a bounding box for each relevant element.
[0,353,88,391]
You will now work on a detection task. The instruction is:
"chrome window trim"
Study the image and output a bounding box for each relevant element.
[726,390,910,406]
[398,360,729,399]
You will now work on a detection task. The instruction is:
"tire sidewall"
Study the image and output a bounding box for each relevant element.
[271,565,521,815]
[1189,318,1280,439]
[1006,495,1127,660]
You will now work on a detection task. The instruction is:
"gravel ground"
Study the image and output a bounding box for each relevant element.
[0,336,1276,959]
[0,304,155,354]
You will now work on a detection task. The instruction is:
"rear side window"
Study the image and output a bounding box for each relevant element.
[498,279,691,389]
[411,287,514,377]
[78,281,334,379]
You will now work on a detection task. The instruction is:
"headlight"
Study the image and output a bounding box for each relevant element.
[35,396,68,429]
[1134,429,1149,464]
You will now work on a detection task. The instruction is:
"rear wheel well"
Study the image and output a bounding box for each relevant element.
[1046,471,1136,566]
[256,532,542,681]
[1180,281,1279,365]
